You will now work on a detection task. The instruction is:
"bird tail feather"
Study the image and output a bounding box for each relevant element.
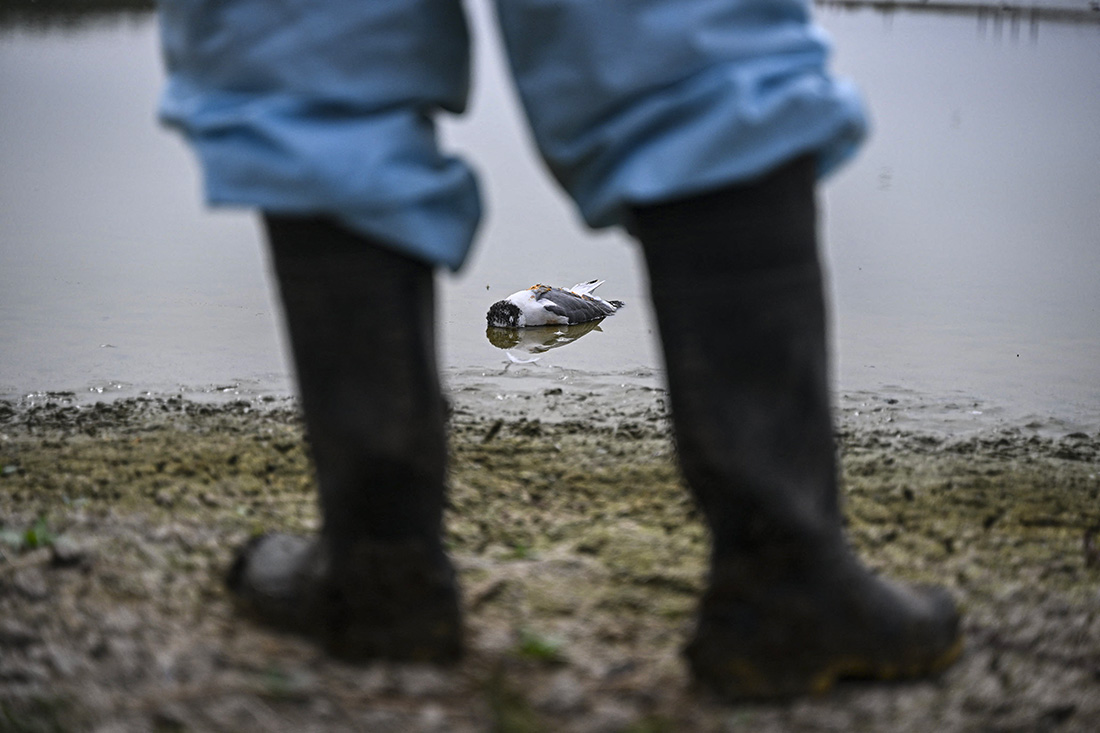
[569,279,604,295]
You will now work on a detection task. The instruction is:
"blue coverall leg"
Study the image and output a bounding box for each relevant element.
[493,0,865,229]
[158,0,481,270]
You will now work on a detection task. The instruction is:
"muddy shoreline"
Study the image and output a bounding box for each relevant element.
[1,387,1098,732]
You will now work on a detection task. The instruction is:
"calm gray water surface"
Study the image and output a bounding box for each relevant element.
[1,5,1097,431]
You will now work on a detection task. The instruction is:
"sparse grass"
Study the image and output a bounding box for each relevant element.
[0,696,73,733]
[485,666,545,733]
[513,628,566,664]
[0,517,56,553]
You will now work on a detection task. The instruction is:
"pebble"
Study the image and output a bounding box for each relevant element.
[417,703,447,731]
[393,665,456,697]
[0,619,40,648]
[12,568,49,601]
[0,658,51,684]
[46,645,85,677]
[50,536,91,567]
[535,669,585,714]
[102,607,141,634]
[581,700,638,733]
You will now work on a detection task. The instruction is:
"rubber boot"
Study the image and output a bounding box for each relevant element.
[226,214,462,663]
[629,156,961,699]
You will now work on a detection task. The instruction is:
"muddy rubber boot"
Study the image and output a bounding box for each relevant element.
[629,156,961,699]
[226,214,462,663]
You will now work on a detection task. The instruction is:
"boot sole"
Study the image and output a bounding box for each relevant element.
[688,633,964,700]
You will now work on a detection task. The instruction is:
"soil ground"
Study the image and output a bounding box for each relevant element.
[1,386,1098,732]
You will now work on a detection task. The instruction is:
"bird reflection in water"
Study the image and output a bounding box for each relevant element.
[485,320,607,363]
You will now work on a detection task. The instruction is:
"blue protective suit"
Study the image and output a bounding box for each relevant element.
[158,0,866,271]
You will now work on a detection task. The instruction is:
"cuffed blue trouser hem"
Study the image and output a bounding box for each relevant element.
[157,0,867,271]
[494,0,867,228]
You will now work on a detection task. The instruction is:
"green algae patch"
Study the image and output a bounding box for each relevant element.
[839,433,1100,599]
[2,395,1099,731]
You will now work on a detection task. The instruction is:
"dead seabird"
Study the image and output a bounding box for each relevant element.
[486,280,624,328]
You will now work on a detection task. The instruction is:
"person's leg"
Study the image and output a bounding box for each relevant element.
[157,0,481,270]
[629,156,960,698]
[491,0,865,229]
[226,215,462,663]
[157,0,477,661]
[495,0,960,696]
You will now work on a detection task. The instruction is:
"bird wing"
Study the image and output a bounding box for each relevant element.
[536,287,616,323]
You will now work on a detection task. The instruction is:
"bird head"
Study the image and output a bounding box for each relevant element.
[487,300,523,328]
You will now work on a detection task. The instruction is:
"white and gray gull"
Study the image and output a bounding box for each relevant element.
[486,280,624,328]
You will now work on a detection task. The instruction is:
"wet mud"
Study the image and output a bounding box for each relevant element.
[1,387,1098,732]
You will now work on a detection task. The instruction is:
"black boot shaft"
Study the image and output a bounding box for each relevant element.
[630,156,840,554]
[631,157,961,698]
[264,214,448,552]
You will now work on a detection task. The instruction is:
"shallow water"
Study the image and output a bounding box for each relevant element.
[0,5,1097,433]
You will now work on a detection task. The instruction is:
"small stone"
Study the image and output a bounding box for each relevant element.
[417,703,447,731]
[50,537,91,568]
[534,669,585,714]
[468,577,509,609]
[152,705,190,732]
[102,607,141,634]
[0,658,50,684]
[0,619,40,648]
[13,567,49,601]
[46,645,85,677]
[1039,703,1077,727]
[393,665,455,697]
[582,700,637,733]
